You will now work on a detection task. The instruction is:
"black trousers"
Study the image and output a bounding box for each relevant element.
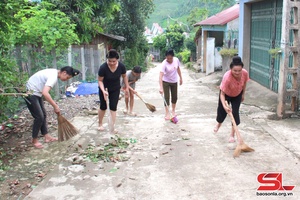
[25,95,48,138]
[99,88,120,111]
[216,90,243,126]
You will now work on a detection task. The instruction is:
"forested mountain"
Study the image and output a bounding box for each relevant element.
[147,0,236,29]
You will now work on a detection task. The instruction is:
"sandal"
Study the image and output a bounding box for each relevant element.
[164,116,170,120]
[45,137,58,143]
[228,136,235,143]
[123,109,128,115]
[110,129,118,134]
[98,126,105,131]
[33,142,44,149]
[128,112,137,116]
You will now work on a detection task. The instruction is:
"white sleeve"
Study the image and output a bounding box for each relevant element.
[45,75,57,88]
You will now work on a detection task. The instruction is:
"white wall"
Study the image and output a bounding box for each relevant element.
[227,18,239,30]
[214,48,222,69]
[206,38,215,75]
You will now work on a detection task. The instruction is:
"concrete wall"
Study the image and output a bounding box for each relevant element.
[238,0,254,72]
[214,48,222,69]
[227,18,239,30]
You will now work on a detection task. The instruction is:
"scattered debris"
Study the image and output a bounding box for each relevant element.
[0,95,99,198]
[80,136,130,163]
[109,167,118,173]
[116,183,122,187]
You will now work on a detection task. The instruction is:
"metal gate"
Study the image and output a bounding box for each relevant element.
[250,0,283,92]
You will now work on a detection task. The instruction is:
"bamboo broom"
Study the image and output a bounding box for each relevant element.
[225,101,254,157]
[129,87,156,112]
[57,114,79,141]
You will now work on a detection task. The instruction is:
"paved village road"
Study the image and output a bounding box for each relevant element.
[25,64,300,200]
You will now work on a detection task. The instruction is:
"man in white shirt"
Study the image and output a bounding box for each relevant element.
[26,66,80,148]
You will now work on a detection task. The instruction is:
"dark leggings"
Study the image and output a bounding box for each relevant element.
[163,81,178,106]
[216,90,243,125]
[25,95,48,138]
[99,88,120,111]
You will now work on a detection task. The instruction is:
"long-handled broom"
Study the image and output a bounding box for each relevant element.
[161,94,178,124]
[57,114,79,141]
[129,87,156,112]
[225,101,254,157]
[106,88,114,133]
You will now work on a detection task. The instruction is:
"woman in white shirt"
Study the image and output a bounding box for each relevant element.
[26,66,80,148]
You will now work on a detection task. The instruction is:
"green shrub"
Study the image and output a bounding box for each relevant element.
[185,62,193,69]
[219,48,238,57]
[177,49,191,64]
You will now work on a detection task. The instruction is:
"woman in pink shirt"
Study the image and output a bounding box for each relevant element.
[214,56,249,142]
[159,49,183,119]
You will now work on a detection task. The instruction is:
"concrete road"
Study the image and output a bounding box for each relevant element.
[25,64,300,200]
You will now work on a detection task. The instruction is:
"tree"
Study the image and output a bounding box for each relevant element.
[152,24,185,60]
[187,7,208,27]
[107,0,154,70]
[185,34,196,58]
[12,2,79,77]
[0,0,29,123]
[44,0,120,43]
[166,24,185,54]
[153,34,168,59]
[211,0,236,10]
[14,2,79,53]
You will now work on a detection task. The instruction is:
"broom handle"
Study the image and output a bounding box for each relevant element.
[161,94,173,118]
[128,87,147,104]
[225,101,243,144]
[135,92,147,104]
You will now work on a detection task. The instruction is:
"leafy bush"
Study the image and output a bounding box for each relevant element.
[185,62,193,69]
[219,48,238,57]
[177,49,191,64]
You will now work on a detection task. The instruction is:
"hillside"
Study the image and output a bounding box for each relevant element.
[147,0,236,30]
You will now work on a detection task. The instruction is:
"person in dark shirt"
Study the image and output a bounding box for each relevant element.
[98,49,129,133]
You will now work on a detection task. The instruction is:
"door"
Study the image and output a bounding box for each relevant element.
[250,0,282,92]
[206,38,215,75]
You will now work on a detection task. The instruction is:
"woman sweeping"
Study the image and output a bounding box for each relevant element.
[159,49,183,120]
[25,66,80,148]
[122,66,142,116]
[98,49,129,133]
[214,56,249,142]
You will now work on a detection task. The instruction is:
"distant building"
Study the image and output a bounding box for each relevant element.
[194,4,239,75]
[144,23,164,61]
[145,23,164,43]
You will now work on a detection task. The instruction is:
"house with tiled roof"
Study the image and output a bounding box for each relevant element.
[194,4,239,75]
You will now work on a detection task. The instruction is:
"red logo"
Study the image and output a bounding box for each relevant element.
[257,173,295,191]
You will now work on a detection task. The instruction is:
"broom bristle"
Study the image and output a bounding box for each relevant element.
[241,143,255,152]
[57,115,78,142]
[233,145,242,157]
[146,103,156,112]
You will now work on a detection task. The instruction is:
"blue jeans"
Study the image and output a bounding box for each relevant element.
[25,95,48,138]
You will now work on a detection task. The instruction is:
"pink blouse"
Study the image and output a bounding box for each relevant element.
[160,57,180,83]
[220,69,249,97]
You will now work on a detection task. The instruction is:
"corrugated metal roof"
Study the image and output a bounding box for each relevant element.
[194,4,239,27]
[100,33,126,41]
